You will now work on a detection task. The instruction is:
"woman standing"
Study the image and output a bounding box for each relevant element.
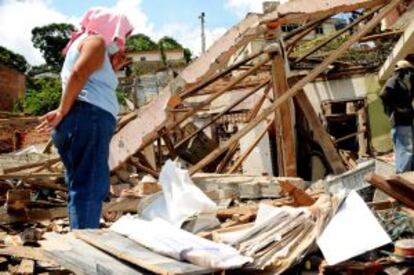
[37,8,133,229]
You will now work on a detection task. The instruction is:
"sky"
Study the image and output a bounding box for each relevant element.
[0,0,281,66]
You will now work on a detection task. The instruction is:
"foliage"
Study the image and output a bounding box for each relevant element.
[183,48,192,63]
[126,34,192,65]
[31,23,76,72]
[27,64,56,77]
[0,46,29,73]
[126,34,159,51]
[158,36,182,50]
[116,90,128,105]
[24,77,62,115]
[158,36,192,63]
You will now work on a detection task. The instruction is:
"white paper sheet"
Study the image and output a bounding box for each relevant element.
[317,190,391,266]
[111,215,252,269]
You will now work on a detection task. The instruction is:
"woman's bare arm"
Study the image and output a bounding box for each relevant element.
[37,36,106,132]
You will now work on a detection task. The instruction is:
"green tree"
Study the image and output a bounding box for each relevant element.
[158,36,192,63]
[31,23,76,72]
[0,46,29,73]
[183,48,192,63]
[24,77,62,115]
[126,33,159,51]
[158,36,182,50]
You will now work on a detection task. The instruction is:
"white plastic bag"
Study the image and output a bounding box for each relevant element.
[141,160,217,227]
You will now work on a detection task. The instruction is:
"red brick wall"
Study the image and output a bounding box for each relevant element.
[0,65,26,111]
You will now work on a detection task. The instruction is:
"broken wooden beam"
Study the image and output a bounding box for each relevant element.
[6,189,31,212]
[365,172,414,209]
[0,173,62,180]
[175,80,270,150]
[180,50,263,98]
[130,158,159,178]
[359,30,403,42]
[269,43,297,177]
[262,0,387,27]
[169,55,271,131]
[0,197,139,225]
[280,180,315,206]
[75,230,212,275]
[3,157,60,174]
[285,14,332,49]
[188,0,401,175]
[294,90,346,174]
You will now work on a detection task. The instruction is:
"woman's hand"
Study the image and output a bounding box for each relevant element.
[36,109,64,133]
[110,51,130,71]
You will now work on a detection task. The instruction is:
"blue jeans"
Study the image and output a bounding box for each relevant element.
[52,101,116,229]
[392,125,414,173]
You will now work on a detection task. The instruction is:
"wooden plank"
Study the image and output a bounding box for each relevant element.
[42,232,142,275]
[188,0,400,175]
[262,0,386,26]
[180,51,263,98]
[280,180,315,206]
[359,30,403,42]
[0,246,54,263]
[270,46,297,177]
[24,178,67,192]
[3,157,60,174]
[365,173,414,209]
[0,172,62,180]
[6,189,31,212]
[76,229,212,275]
[387,175,414,194]
[294,90,346,174]
[0,198,138,225]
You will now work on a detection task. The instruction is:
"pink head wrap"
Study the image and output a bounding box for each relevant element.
[63,7,134,55]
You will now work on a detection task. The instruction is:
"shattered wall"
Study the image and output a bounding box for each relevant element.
[303,74,392,153]
[0,65,25,111]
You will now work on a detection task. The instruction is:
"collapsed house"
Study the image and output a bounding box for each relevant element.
[1,0,414,274]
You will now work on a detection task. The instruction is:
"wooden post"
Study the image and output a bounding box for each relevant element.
[269,42,297,177]
[188,0,401,175]
[294,91,346,174]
